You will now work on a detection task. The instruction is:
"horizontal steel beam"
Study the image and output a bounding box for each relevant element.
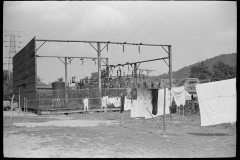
[36,55,108,59]
[35,39,171,47]
[103,56,169,67]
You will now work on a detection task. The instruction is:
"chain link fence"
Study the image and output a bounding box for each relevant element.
[26,88,125,112]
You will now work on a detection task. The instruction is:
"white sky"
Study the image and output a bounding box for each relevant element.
[3,1,237,85]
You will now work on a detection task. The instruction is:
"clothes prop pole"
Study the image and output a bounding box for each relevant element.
[146,107,162,130]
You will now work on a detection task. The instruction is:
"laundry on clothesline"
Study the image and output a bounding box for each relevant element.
[83,97,89,111]
[101,96,108,109]
[196,78,236,126]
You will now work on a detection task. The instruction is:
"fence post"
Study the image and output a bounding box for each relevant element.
[38,92,40,113]
[11,94,15,130]
[26,99,28,116]
[24,97,25,119]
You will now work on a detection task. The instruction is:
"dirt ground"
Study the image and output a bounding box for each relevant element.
[3,110,236,158]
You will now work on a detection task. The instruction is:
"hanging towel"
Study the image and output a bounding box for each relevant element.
[171,86,185,107]
[124,96,132,111]
[196,78,236,126]
[157,88,171,116]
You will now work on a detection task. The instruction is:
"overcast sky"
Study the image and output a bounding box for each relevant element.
[3,1,237,85]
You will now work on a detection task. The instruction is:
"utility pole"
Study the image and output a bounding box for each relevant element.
[169,45,172,122]
[65,57,68,105]
[97,42,102,108]
[4,30,21,81]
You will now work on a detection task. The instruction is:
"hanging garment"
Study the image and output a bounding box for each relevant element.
[114,97,121,107]
[107,97,114,105]
[101,96,108,109]
[136,88,152,119]
[130,99,141,118]
[171,86,185,107]
[151,89,158,115]
[124,97,132,111]
[196,78,236,126]
[120,93,125,113]
[157,88,171,116]
[83,98,89,111]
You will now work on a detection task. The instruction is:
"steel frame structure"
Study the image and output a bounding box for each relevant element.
[35,39,172,112]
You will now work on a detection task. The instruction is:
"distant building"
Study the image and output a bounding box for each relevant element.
[184,78,199,95]
[91,72,98,79]
[37,86,52,91]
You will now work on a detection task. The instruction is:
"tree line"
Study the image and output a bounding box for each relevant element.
[189,60,236,81]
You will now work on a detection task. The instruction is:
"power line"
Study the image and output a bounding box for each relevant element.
[25,4,70,37]
[110,1,156,42]
[43,2,91,38]
[142,2,182,43]
[126,2,166,42]
[49,2,101,39]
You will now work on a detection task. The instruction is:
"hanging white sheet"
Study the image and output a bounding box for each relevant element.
[124,97,132,111]
[196,78,236,126]
[101,96,108,109]
[171,86,185,106]
[157,88,171,116]
[130,99,140,118]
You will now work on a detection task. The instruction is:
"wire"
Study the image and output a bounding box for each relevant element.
[126,2,166,42]
[50,2,101,39]
[43,3,90,38]
[110,1,156,41]
[26,4,70,37]
[142,2,182,43]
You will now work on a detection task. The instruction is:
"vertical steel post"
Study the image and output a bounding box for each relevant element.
[65,57,68,105]
[169,45,172,122]
[163,87,166,135]
[134,63,137,88]
[18,86,20,118]
[97,42,102,109]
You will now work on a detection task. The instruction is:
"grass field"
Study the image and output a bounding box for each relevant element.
[3,110,236,158]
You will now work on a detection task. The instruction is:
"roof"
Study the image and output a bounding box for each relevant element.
[37,86,52,89]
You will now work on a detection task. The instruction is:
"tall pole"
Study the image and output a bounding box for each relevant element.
[97,43,102,108]
[134,63,137,88]
[65,57,68,105]
[169,45,172,122]
[163,87,166,136]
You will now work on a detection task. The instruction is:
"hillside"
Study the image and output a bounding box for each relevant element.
[149,53,237,81]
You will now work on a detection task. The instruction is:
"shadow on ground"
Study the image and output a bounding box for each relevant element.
[187,133,229,136]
